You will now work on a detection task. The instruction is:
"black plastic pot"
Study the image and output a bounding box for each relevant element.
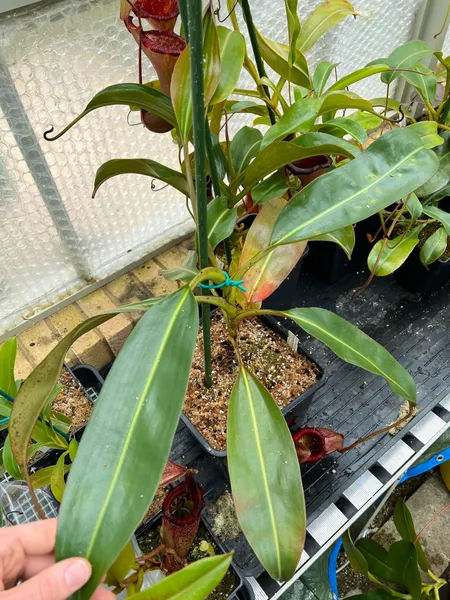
[395,247,450,293]
[305,241,349,284]
[181,314,326,458]
[135,512,252,600]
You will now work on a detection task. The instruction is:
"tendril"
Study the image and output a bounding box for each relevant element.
[214,0,239,22]
[151,179,169,192]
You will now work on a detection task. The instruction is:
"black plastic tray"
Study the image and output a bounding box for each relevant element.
[135,511,252,600]
[180,313,326,458]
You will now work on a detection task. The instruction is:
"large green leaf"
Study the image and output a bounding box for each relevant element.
[0,338,17,402]
[271,128,439,245]
[407,121,444,150]
[171,9,221,141]
[9,297,161,470]
[211,26,245,104]
[44,84,176,140]
[228,367,305,580]
[420,227,447,266]
[282,307,416,401]
[423,205,450,235]
[296,0,357,53]
[239,198,307,303]
[314,117,367,145]
[127,554,233,600]
[416,133,450,197]
[207,197,237,249]
[231,126,263,174]
[381,40,434,85]
[327,65,390,92]
[93,159,190,198]
[386,541,421,600]
[393,501,429,572]
[161,250,199,283]
[255,29,311,88]
[252,171,290,206]
[56,288,199,599]
[355,538,395,583]
[310,225,355,259]
[367,227,421,277]
[237,135,358,198]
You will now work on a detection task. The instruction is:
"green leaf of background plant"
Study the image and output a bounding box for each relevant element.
[381,40,434,85]
[207,197,237,249]
[285,0,301,66]
[393,501,429,572]
[347,111,382,131]
[422,182,450,205]
[237,137,358,198]
[68,438,78,463]
[255,30,311,88]
[0,338,17,399]
[127,554,233,600]
[406,192,423,222]
[355,538,395,583]
[56,288,199,599]
[407,121,444,150]
[296,0,357,54]
[342,530,369,576]
[105,541,137,587]
[312,61,338,96]
[315,117,367,145]
[252,171,290,206]
[92,159,190,199]
[368,228,421,277]
[231,126,263,174]
[161,250,199,283]
[2,436,23,479]
[349,591,395,600]
[271,128,438,245]
[416,132,450,196]
[9,297,162,471]
[211,27,245,104]
[423,205,450,235]
[51,450,69,503]
[283,307,416,401]
[327,64,390,92]
[261,98,321,149]
[171,9,221,141]
[30,464,70,489]
[420,227,447,266]
[386,541,421,600]
[399,61,437,105]
[45,84,176,140]
[226,100,268,118]
[228,367,305,580]
[310,225,355,259]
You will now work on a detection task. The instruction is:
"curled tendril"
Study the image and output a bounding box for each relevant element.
[43,126,56,141]
[151,179,169,191]
[127,110,142,126]
[214,0,239,22]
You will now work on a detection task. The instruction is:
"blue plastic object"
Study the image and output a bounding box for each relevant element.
[199,271,246,292]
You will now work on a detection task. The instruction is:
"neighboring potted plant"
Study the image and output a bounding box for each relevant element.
[342,500,447,600]
[7,1,447,599]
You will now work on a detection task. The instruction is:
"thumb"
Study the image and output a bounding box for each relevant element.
[4,558,92,600]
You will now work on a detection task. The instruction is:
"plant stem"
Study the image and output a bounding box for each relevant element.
[239,0,276,125]
[180,1,212,388]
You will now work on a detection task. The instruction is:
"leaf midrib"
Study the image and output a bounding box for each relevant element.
[85,288,190,560]
[277,144,426,244]
[241,368,282,577]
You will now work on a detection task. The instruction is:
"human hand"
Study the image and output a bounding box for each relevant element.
[0,519,114,600]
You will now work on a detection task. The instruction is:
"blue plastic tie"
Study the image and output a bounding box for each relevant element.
[199,271,246,292]
[0,389,15,404]
[0,417,9,425]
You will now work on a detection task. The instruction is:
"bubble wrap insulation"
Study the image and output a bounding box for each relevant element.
[0,0,422,335]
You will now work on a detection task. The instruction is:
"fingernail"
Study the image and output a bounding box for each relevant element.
[64,559,91,589]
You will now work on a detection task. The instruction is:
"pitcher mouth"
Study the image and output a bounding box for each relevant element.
[131,0,179,21]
